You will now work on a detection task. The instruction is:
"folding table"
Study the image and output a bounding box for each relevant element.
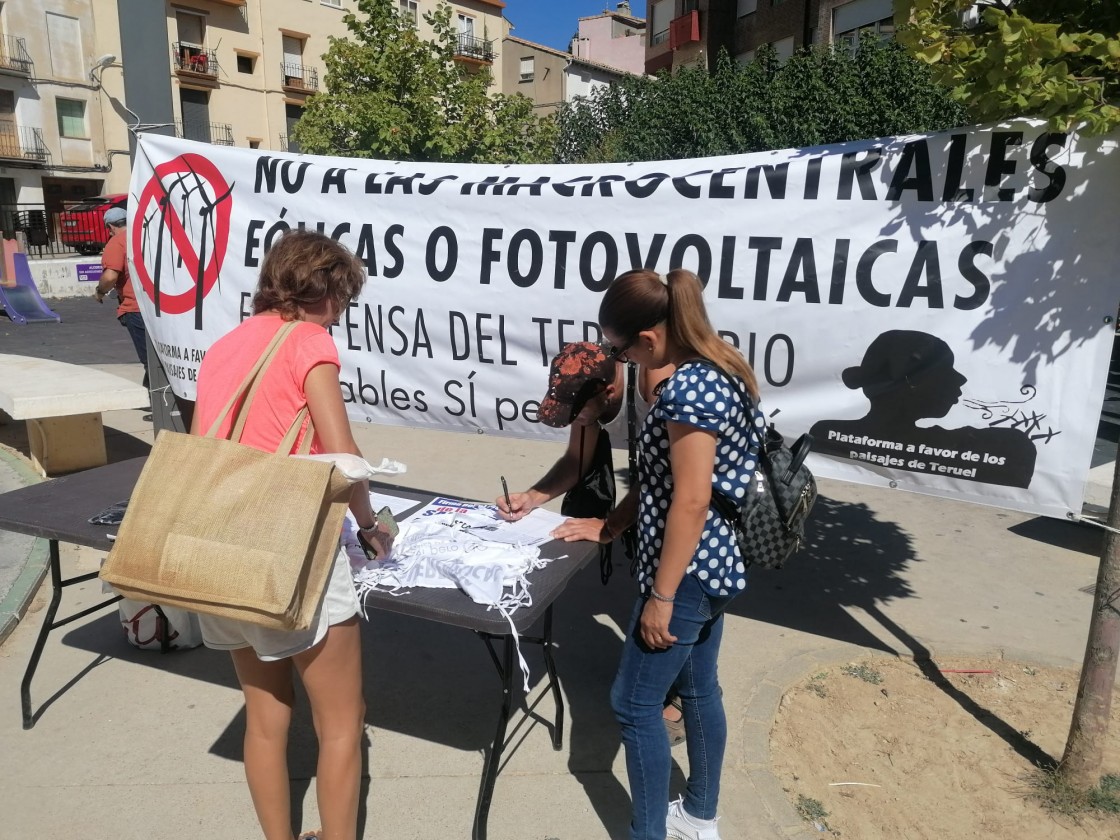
[0,456,597,840]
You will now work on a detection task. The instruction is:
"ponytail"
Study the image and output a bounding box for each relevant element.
[598,268,759,400]
[664,269,759,399]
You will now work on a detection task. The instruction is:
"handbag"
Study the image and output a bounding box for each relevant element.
[560,426,616,585]
[116,598,203,650]
[699,360,818,570]
[100,321,357,631]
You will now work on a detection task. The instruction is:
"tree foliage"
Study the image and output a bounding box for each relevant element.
[554,41,967,163]
[292,0,553,163]
[898,0,1120,135]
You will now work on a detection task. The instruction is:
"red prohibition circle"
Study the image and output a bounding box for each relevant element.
[132,153,232,315]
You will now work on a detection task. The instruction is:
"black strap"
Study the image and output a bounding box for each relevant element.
[685,357,772,524]
[625,362,640,577]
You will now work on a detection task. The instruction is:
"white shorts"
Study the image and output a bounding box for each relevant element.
[200,544,359,661]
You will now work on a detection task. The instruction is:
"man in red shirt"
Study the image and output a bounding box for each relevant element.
[95,206,148,388]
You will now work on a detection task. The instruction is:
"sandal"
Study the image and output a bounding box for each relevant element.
[663,697,686,747]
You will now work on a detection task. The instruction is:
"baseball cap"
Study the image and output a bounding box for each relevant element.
[538,341,617,428]
[104,207,127,226]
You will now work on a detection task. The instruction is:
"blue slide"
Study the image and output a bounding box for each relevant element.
[0,252,61,325]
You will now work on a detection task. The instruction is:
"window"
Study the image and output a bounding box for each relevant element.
[833,0,891,31]
[399,0,418,23]
[179,88,211,143]
[736,49,756,65]
[321,0,342,7]
[285,103,302,153]
[248,139,261,149]
[833,16,895,54]
[772,35,795,63]
[56,98,86,138]
[176,11,204,46]
[650,0,671,44]
[737,0,757,15]
[458,13,474,37]
[46,12,83,79]
[519,56,534,82]
[236,54,255,74]
[683,0,699,12]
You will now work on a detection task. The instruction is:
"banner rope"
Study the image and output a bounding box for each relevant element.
[1068,512,1120,537]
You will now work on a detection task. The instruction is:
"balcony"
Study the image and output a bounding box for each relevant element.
[175,120,234,145]
[0,121,48,164]
[669,10,700,49]
[454,33,494,64]
[278,133,300,153]
[173,42,219,80]
[281,62,319,93]
[0,35,32,76]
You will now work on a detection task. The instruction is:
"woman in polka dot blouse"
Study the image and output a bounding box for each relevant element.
[599,268,765,840]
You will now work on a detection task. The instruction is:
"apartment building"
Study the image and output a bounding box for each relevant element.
[1,0,507,253]
[571,1,647,76]
[646,0,895,73]
[0,1,115,232]
[503,36,633,116]
[400,0,507,81]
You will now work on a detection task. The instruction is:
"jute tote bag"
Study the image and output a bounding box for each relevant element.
[101,322,355,631]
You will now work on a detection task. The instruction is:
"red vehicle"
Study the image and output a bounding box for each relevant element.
[58,193,127,255]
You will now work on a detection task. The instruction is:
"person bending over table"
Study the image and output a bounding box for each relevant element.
[494,341,686,744]
[191,230,393,840]
[598,268,765,840]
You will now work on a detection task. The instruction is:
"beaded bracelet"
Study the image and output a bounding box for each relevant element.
[650,588,675,603]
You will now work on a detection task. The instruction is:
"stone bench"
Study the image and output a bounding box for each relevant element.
[0,354,149,476]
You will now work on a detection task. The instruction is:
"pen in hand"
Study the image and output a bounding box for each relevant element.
[501,475,513,515]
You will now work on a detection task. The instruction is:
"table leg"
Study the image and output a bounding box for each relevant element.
[472,605,565,838]
[473,633,514,840]
[540,607,564,751]
[20,539,122,729]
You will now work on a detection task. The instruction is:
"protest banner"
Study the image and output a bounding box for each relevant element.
[128,123,1120,518]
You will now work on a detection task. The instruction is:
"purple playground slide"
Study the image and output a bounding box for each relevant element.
[0,252,61,325]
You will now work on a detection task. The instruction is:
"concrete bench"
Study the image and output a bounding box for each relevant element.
[0,354,149,476]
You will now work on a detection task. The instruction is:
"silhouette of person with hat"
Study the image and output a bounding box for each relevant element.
[810,330,1036,488]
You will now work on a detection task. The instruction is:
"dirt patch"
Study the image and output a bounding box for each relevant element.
[770,657,1120,839]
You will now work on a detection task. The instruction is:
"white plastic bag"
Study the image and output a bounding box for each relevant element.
[117,599,203,650]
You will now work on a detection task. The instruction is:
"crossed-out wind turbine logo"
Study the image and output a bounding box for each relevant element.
[132,153,234,330]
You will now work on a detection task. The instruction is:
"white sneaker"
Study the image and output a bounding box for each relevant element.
[666,795,722,840]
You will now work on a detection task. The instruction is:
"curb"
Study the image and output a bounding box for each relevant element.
[0,444,47,646]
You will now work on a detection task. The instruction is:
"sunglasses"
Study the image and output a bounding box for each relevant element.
[607,336,636,361]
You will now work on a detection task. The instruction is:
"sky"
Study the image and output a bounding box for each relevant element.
[501,1,648,52]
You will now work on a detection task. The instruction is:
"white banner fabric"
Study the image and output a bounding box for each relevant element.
[128,123,1120,519]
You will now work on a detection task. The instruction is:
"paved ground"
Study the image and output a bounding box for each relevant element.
[0,298,1116,839]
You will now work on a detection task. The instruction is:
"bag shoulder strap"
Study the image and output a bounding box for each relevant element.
[686,357,770,517]
[204,320,314,452]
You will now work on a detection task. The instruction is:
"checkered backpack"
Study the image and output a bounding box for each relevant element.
[702,362,818,570]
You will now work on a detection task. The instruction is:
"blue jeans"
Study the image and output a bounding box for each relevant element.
[118,311,149,388]
[611,573,736,840]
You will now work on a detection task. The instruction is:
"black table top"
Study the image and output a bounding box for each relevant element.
[0,457,595,635]
[0,457,145,552]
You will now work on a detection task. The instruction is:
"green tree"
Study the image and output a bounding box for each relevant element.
[901,0,1120,794]
[292,0,552,163]
[898,0,1120,134]
[554,41,967,163]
